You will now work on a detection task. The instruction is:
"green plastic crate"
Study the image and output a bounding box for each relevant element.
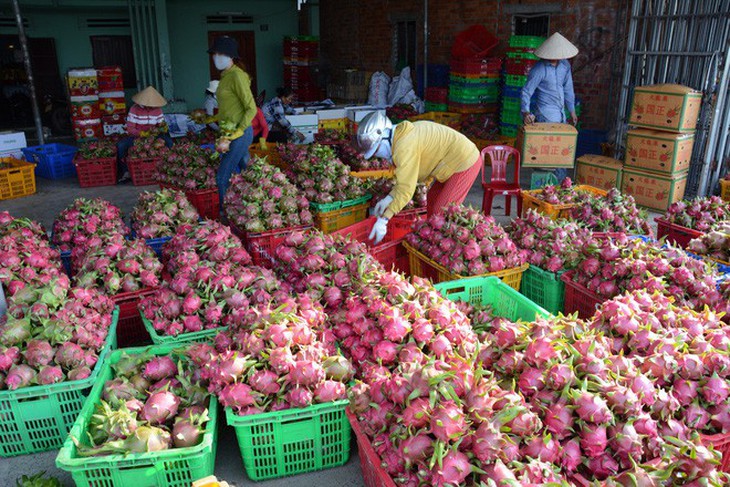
[505,74,528,87]
[425,102,448,112]
[226,400,351,481]
[449,75,500,85]
[310,194,372,213]
[502,97,521,113]
[507,50,540,60]
[509,36,546,49]
[530,171,559,190]
[435,276,550,322]
[519,266,565,314]
[56,344,218,487]
[141,314,226,345]
[0,308,119,457]
[501,111,522,126]
[500,124,519,137]
[449,85,499,98]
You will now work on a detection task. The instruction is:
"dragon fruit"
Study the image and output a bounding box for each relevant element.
[77,139,116,160]
[688,221,730,263]
[569,188,654,236]
[131,189,199,240]
[156,141,218,190]
[666,196,729,231]
[367,177,428,211]
[532,177,594,205]
[51,198,128,253]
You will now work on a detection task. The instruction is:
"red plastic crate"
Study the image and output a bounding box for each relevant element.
[331,217,412,273]
[560,271,604,320]
[425,87,448,104]
[450,58,502,76]
[127,157,159,186]
[112,288,156,348]
[655,217,703,249]
[160,183,220,220]
[505,57,538,75]
[74,156,117,188]
[396,207,427,222]
[346,408,396,487]
[235,224,312,268]
[702,433,730,473]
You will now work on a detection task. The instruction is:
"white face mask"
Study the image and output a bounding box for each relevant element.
[373,139,392,160]
[213,54,232,71]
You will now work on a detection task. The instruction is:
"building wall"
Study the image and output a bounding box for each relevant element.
[319,0,626,130]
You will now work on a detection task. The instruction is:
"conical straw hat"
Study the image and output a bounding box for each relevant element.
[132,86,167,108]
[534,33,579,60]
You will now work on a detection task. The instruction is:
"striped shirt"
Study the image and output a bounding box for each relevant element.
[126,104,166,136]
[262,97,297,134]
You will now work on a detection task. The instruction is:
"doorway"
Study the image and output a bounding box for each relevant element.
[207,31,257,95]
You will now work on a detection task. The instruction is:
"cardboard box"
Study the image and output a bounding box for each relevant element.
[0,131,27,153]
[575,154,623,190]
[624,129,694,175]
[70,95,101,120]
[629,84,702,133]
[517,123,578,168]
[102,115,126,136]
[98,91,127,116]
[73,118,102,141]
[621,167,688,211]
[67,68,98,97]
[96,66,124,91]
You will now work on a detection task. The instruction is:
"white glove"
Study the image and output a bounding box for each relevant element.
[373,195,394,218]
[368,217,388,245]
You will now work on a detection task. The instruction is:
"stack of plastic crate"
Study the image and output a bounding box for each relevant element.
[500,35,544,137]
[283,36,321,103]
[447,58,502,114]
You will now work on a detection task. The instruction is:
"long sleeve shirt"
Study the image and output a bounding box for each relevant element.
[125,105,166,137]
[251,108,269,139]
[262,97,297,135]
[520,60,576,123]
[384,121,479,219]
[216,65,257,131]
[203,94,218,116]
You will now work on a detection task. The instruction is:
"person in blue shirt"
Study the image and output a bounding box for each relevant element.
[521,33,579,180]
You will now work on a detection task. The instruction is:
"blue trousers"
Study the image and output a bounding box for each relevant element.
[217,126,253,207]
[117,133,173,175]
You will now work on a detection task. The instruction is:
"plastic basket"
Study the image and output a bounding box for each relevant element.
[238,224,313,267]
[701,433,730,473]
[501,110,522,126]
[449,74,500,86]
[113,287,157,348]
[22,143,78,179]
[506,49,539,60]
[425,86,448,103]
[250,143,286,172]
[347,408,397,487]
[505,57,538,75]
[0,308,118,457]
[313,201,370,234]
[226,400,351,481]
[186,188,220,220]
[424,102,448,112]
[519,266,565,314]
[530,171,559,190]
[350,169,395,179]
[331,217,412,273]
[141,314,225,346]
[318,118,348,131]
[449,85,500,98]
[449,92,500,105]
[509,35,546,48]
[721,179,730,202]
[468,135,516,151]
[309,194,372,213]
[74,155,117,188]
[0,158,36,201]
[127,157,159,186]
[505,74,528,87]
[56,344,218,486]
[449,102,500,115]
[397,207,427,221]
[408,111,463,129]
[403,241,529,289]
[521,185,608,220]
[144,236,171,258]
[560,271,605,320]
[655,217,704,249]
[59,250,73,276]
[500,123,519,137]
[450,58,502,76]
[501,96,521,113]
[435,276,550,321]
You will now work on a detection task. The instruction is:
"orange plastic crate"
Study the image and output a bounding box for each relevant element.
[313,201,370,234]
[721,179,730,202]
[0,158,35,201]
[521,185,608,220]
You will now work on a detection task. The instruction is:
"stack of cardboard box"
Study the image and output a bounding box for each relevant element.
[620,84,701,211]
[97,66,126,136]
[67,68,102,142]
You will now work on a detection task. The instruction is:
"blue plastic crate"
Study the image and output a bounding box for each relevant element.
[144,236,171,258]
[502,86,522,99]
[59,250,72,276]
[22,143,78,180]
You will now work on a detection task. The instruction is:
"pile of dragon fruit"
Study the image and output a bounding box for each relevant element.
[569,187,654,236]
[368,178,428,211]
[405,203,527,275]
[334,143,391,172]
[156,142,219,191]
[74,233,162,295]
[508,209,595,272]
[0,278,115,390]
[532,177,594,205]
[76,139,116,160]
[665,196,730,231]
[51,198,128,253]
[460,113,498,140]
[224,157,313,234]
[385,103,418,121]
[0,212,65,298]
[688,222,730,263]
[127,136,169,161]
[569,237,722,310]
[280,144,368,204]
[75,349,212,455]
[313,129,349,145]
[130,189,199,240]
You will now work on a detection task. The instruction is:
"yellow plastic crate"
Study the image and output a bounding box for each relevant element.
[721,179,730,202]
[403,241,529,289]
[249,143,287,172]
[350,169,395,179]
[521,185,608,220]
[409,111,463,129]
[318,118,348,131]
[0,158,36,201]
[313,201,370,234]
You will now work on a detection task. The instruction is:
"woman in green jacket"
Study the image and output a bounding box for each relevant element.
[208,36,257,206]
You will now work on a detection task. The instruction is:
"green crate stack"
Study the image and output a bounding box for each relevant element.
[425,102,448,112]
[448,61,501,108]
[499,36,544,137]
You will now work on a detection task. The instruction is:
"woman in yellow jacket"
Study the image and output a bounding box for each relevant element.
[208,36,257,206]
[357,111,483,243]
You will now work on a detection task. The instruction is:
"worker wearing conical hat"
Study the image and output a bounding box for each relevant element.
[116,85,172,183]
[521,32,579,127]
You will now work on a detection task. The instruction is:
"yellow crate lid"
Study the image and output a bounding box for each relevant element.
[520,123,577,135]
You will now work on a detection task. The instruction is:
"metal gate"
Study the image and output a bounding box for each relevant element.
[615,0,730,197]
[128,0,174,99]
